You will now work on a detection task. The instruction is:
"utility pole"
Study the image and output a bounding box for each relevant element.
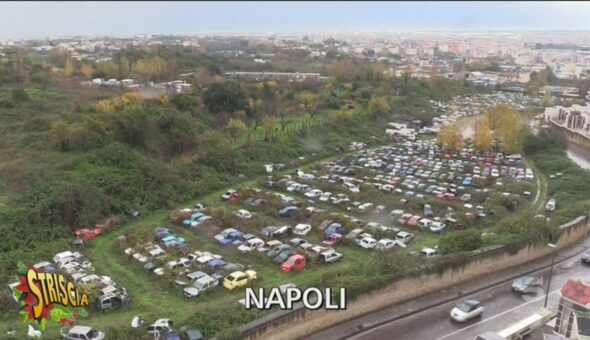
[544,243,557,308]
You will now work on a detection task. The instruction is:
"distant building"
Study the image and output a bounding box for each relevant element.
[224,71,321,83]
[544,104,590,133]
[554,279,590,339]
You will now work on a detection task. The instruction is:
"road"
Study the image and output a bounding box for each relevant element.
[567,142,590,171]
[341,253,586,340]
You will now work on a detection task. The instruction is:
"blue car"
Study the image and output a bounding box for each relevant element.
[207,258,227,271]
[218,231,244,246]
[462,177,473,187]
[278,206,299,218]
[182,212,205,226]
[324,223,345,238]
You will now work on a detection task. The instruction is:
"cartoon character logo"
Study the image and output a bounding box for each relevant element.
[12,262,89,332]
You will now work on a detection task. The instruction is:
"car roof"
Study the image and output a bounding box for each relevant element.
[70,326,92,333]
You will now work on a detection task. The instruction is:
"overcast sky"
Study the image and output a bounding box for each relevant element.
[2,1,590,39]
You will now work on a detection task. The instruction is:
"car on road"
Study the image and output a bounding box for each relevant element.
[450,299,484,322]
[583,250,590,264]
[512,276,542,293]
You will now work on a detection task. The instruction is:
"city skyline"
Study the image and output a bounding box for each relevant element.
[2,1,590,39]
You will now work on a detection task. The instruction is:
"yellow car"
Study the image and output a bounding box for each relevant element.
[223,270,257,290]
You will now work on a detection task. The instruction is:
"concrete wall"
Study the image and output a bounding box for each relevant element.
[239,216,590,340]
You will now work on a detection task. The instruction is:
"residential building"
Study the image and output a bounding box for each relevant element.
[554,279,590,339]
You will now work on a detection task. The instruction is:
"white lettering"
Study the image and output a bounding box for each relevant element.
[303,287,323,310]
[245,288,265,310]
[265,288,286,310]
[286,287,302,309]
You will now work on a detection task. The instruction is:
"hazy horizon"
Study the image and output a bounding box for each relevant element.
[2,1,590,40]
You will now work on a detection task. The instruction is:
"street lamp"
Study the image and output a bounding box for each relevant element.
[544,243,557,308]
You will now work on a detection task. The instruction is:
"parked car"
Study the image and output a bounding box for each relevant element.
[183,275,219,298]
[583,250,590,264]
[234,209,252,219]
[147,319,174,336]
[324,223,345,238]
[376,238,396,251]
[322,233,343,247]
[221,189,239,201]
[321,250,343,264]
[238,238,265,252]
[273,249,297,264]
[223,270,257,290]
[450,300,484,322]
[293,223,312,236]
[61,326,105,340]
[281,254,307,273]
[396,231,414,244]
[546,199,556,212]
[278,206,299,218]
[358,237,377,249]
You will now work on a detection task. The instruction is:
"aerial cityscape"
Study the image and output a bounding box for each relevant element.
[2,2,590,340]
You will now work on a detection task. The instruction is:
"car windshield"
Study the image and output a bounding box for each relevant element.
[456,301,476,312]
[286,257,296,265]
[88,330,98,337]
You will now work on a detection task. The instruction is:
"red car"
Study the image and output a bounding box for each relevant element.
[437,193,455,202]
[322,233,343,247]
[407,215,422,227]
[282,254,307,273]
[398,213,413,226]
[74,228,101,241]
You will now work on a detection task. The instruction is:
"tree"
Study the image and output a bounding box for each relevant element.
[474,116,493,151]
[542,93,553,108]
[298,91,321,118]
[261,115,278,142]
[226,118,247,143]
[247,97,265,130]
[63,59,76,79]
[437,123,463,150]
[487,105,526,154]
[202,80,247,114]
[439,229,483,254]
[80,63,94,80]
[367,97,391,116]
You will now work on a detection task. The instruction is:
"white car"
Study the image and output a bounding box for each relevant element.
[238,238,265,252]
[375,238,396,251]
[132,253,148,263]
[358,202,374,211]
[359,237,377,249]
[305,189,323,198]
[235,209,252,219]
[491,168,499,177]
[343,182,360,193]
[293,223,312,236]
[153,267,165,276]
[429,222,446,233]
[546,199,556,212]
[221,189,237,200]
[450,300,484,322]
[319,192,332,202]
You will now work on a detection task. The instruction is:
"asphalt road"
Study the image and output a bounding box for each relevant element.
[345,253,587,340]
